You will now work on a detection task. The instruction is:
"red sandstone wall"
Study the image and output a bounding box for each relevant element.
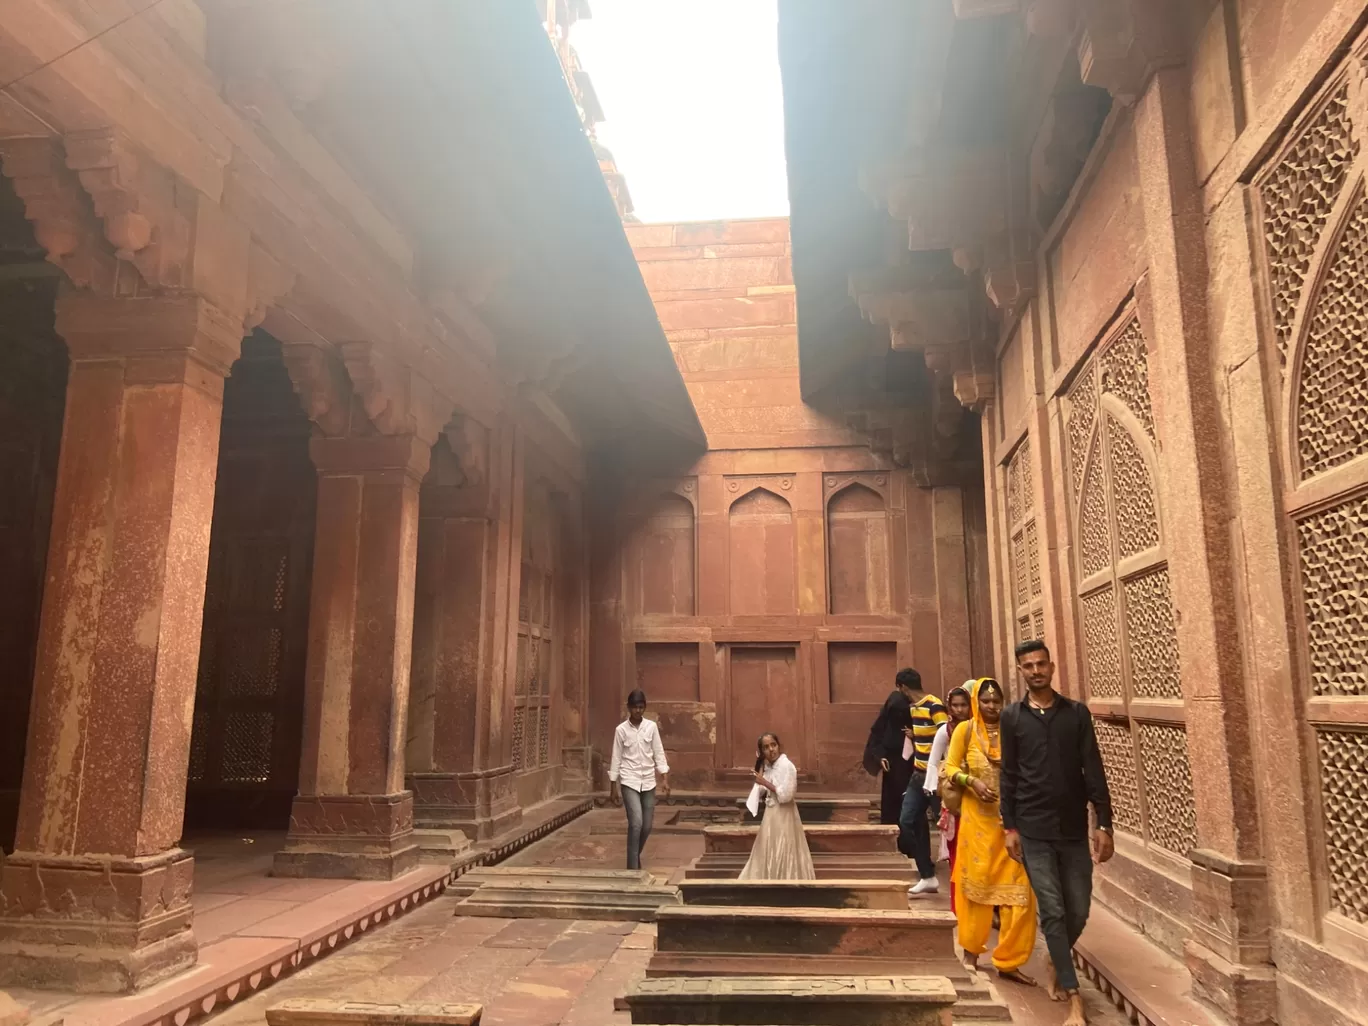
[588,219,977,794]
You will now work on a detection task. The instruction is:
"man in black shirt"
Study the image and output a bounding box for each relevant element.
[1000,639,1113,1026]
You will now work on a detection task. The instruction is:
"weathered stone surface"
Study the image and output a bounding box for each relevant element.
[452,881,681,922]
[625,974,957,1026]
[0,991,30,1026]
[678,879,910,909]
[684,854,916,882]
[266,1000,481,1026]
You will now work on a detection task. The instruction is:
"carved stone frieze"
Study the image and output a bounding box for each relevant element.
[443,414,490,489]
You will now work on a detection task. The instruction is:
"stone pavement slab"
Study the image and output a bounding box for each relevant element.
[264,1001,481,1026]
[625,974,958,1026]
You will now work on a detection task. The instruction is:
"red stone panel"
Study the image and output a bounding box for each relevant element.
[636,642,702,702]
[727,647,804,769]
[827,643,897,704]
[728,488,797,616]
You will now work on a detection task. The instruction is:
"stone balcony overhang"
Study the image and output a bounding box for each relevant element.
[0,0,703,470]
[778,0,1181,413]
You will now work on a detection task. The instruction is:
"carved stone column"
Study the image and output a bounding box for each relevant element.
[274,344,452,879]
[0,293,243,992]
[405,420,524,843]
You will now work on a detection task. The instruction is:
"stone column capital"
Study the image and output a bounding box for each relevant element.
[53,292,245,393]
[308,433,432,483]
[340,341,455,446]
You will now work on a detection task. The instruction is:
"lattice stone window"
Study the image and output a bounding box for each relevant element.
[514,484,557,772]
[1005,438,1045,648]
[1259,70,1368,924]
[1064,312,1196,859]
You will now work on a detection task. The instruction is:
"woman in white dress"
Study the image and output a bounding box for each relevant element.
[739,733,816,880]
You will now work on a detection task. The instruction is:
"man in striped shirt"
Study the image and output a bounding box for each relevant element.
[895,667,948,894]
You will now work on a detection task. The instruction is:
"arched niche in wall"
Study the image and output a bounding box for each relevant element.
[630,489,696,616]
[728,485,797,616]
[826,481,891,614]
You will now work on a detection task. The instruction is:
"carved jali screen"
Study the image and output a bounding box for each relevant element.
[1257,68,1368,924]
[188,336,317,828]
[1064,313,1197,859]
[1005,438,1045,653]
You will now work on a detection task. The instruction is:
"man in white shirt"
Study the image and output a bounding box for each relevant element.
[608,688,671,870]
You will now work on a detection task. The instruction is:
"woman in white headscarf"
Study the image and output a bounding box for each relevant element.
[739,733,816,880]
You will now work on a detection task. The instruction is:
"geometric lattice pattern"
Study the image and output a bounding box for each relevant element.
[220,710,274,783]
[1261,83,1356,365]
[1013,527,1030,606]
[1297,494,1368,696]
[1066,364,1097,497]
[1123,569,1183,699]
[1100,317,1155,439]
[1027,519,1041,598]
[1296,190,1368,479]
[1095,719,1143,836]
[1137,723,1198,856]
[1082,587,1123,698]
[1108,417,1160,558]
[511,705,526,768]
[1080,444,1112,578]
[1318,728,1368,923]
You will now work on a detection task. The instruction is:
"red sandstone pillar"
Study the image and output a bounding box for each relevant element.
[405,425,523,841]
[0,294,242,993]
[273,432,430,879]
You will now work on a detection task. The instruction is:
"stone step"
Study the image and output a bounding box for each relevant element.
[655,905,956,962]
[678,879,911,909]
[266,1001,482,1026]
[703,824,899,856]
[449,866,653,898]
[737,798,876,824]
[684,855,916,882]
[452,881,680,921]
[625,974,957,1026]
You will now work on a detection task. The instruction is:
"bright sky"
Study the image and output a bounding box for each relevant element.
[571,0,790,224]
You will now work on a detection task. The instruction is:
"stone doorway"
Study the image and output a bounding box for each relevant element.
[184,332,317,832]
[725,645,806,771]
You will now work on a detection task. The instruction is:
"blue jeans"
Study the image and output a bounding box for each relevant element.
[621,785,656,870]
[1019,835,1093,992]
[898,772,938,879]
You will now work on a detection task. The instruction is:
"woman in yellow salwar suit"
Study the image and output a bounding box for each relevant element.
[946,677,1037,985]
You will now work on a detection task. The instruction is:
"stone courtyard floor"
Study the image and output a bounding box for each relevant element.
[182,809,1134,1026]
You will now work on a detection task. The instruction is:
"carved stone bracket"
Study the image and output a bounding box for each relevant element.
[443,414,490,489]
[281,342,352,438]
[0,137,117,291]
[340,341,455,446]
[245,244,298,332]
[1076,0,1183,104]
[863,149,1007,253]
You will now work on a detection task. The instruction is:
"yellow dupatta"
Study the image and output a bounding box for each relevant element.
[948,677,1031,907]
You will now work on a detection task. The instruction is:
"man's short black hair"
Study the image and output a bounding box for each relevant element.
[627,689,647,706]
[1014,639,1051,662]
[895,667,922,690]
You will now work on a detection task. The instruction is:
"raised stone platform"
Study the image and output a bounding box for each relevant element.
[678,879,910,910]
[648,906,957,979]
[702,825,899,855]
[266,1000,482,1026]
[684,855,915,882]
[625,974,957,1026]
[737,798,876,824]
[451,866,679,921]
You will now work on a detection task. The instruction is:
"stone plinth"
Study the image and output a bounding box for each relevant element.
[703,825,899,856]
[678,879,910,909]
[267,1001,481,1026]
[737,798,875,824]
[625,974,957,1026]
[648,906,957,979]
